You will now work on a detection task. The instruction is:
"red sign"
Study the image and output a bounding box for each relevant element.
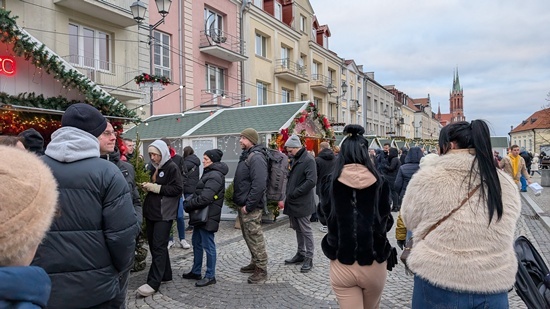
[0,56,16,76]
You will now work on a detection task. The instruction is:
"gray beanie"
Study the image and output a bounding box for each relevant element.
[284,134,302,148]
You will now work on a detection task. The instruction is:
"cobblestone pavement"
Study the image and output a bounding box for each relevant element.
[127,197,550,308]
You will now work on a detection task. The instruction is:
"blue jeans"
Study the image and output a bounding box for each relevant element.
[170,196,186,241]
[412,275,508,308]
[191,227,216,279]
[520,175,527,191]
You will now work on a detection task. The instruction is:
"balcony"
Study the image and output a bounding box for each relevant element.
[200,89,246,108]
[349,99,360,111]
[54,0,136,27]
[62,55,143,101]
[199,29,247,62]
[310,74,333,93]
[274,59,308,83]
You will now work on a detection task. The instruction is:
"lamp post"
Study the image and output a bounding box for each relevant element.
[330,81,348,128]
[130,0,172,116]
[414,120,423,139]
[383,108,388,137]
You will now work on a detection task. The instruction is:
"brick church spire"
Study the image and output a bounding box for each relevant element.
[449,68,465,123]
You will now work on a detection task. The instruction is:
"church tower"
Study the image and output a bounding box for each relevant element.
[449,69,465,122]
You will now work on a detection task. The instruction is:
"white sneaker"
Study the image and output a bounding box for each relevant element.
[136,284,156,297]
[167,240,175,249]
[319,226,328,233]
[180,239,191,249]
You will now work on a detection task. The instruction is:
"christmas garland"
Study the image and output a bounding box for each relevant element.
[275,102,334,149]
[0,9,138,120]
[134,73,171,86]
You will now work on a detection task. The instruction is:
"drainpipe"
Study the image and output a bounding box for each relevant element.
[239,0,249,106]
[178,0,184,112]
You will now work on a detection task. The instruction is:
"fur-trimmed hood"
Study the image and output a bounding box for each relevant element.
[401,149,521,293]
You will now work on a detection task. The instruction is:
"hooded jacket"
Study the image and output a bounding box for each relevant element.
[0,266,51,308]
[321,164,394,266]
[315,148,335,196]
[283,147,317,218]
[402,149,521,293]
[233,144,268,212]
[33,127,139,308]
[143,140,183,221]
[185,161,228,232]
[183,153,201,194]
[394,147,423,198]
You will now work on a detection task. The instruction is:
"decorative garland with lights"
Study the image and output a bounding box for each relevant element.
[0,9,138,120]
[273,102,334,149]
[134,73,171,86]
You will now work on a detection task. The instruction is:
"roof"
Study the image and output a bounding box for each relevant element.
[491,136,509,148]
[510,108,550,133]
[185,102,307,137]
[123,111,211,140]
[414,98,430,107]
[439,113,452,126]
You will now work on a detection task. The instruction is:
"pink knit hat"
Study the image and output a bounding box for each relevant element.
[0,146,58,265]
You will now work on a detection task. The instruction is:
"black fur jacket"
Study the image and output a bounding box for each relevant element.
[321,163,396,269]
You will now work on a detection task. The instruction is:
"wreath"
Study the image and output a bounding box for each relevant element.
[134,73,171,86]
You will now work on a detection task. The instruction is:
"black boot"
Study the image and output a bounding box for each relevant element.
[284,252,305,264]
[300,257,313,273]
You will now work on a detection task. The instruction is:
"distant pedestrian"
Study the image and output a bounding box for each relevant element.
[137,139,183,297]
[283,134,317,273]
[399,147,408,165]
[385,147,401,211]
[182,149,228,287]
[402,120,521,308]
[315,141,335,233]
[499,145,531,191]
[320,124,396,309]
[233,128,269,284]
[183,146,201,233]
[0,146,58,308]
[531,153,541,176]
[33,103,139,308]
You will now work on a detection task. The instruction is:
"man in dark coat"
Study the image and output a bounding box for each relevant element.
[32,103,139,308]
[182,146,201,232]
[283,135,317,273]
[18,128,44,155]
[315,141,335,228]
[233,128,269,284]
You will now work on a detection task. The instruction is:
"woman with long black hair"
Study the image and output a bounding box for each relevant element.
[402,120,521,308]
[321,124,396,309]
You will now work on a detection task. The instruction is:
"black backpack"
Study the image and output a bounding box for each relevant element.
[247,149,289,202]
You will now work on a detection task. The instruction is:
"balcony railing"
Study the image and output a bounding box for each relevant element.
[274,58,308,83]
[54,0,135,27]
[199,29,247,62]
[200,89,246,108]
[310,74,333,93]
[62,55,141,92]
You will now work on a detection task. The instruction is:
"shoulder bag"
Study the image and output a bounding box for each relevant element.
[189,205,209,226]
[400,184,481,267]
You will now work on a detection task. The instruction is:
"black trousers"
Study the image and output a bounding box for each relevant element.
[146,219,173,291]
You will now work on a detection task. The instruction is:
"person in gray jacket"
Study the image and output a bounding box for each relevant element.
[283,134,317,273]
[32,103,140,309]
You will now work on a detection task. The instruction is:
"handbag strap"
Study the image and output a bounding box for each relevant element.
[421,184,481,241]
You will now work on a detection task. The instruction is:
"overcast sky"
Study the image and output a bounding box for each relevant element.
[312,0,550,136]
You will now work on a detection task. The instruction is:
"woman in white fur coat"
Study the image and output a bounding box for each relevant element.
[401,120,521,308]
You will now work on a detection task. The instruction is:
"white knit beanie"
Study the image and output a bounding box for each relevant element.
[0,146,58,266]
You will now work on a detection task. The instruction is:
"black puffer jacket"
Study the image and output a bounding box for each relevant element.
[284,148,317,218]
[184,153,201,194]
[233,144,268,212]
[104,149,143,226]
[315,148,335,196]
[33,127,139,308]
[395,147,423,198]
[185,162,228,232]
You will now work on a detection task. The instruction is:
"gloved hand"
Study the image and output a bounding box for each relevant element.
[142,182,161,194]
[397,240,406,250]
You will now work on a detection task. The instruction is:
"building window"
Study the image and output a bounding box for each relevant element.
[301,93,307,101]
[255,33,267,57]
[300,15,306,33]
[206,64,224,95]
[312,61,320,78]
[275,2,282,21]
[204,8,223,39]
[323,34,328,48]
[257,81,268,105]
[311,26,316,39]
[374,99,378,112]
[280,46,290,68]
[281,88,292,103]
[153,31,171,78]
[314,97,321,108]
[253,0,263,9]
[69,23,110,71]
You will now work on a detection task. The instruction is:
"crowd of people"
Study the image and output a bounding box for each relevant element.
[0,103,532,308]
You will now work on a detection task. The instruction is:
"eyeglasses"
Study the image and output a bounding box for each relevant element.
[102,131,118,137]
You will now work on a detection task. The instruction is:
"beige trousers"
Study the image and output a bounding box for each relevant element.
[330,259,387,309]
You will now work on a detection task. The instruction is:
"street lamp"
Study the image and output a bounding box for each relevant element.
[130,0,172,115]
[330,81,347,126]
[383,108,388,137]
[393,107,401,136]
[414,120,423,139]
